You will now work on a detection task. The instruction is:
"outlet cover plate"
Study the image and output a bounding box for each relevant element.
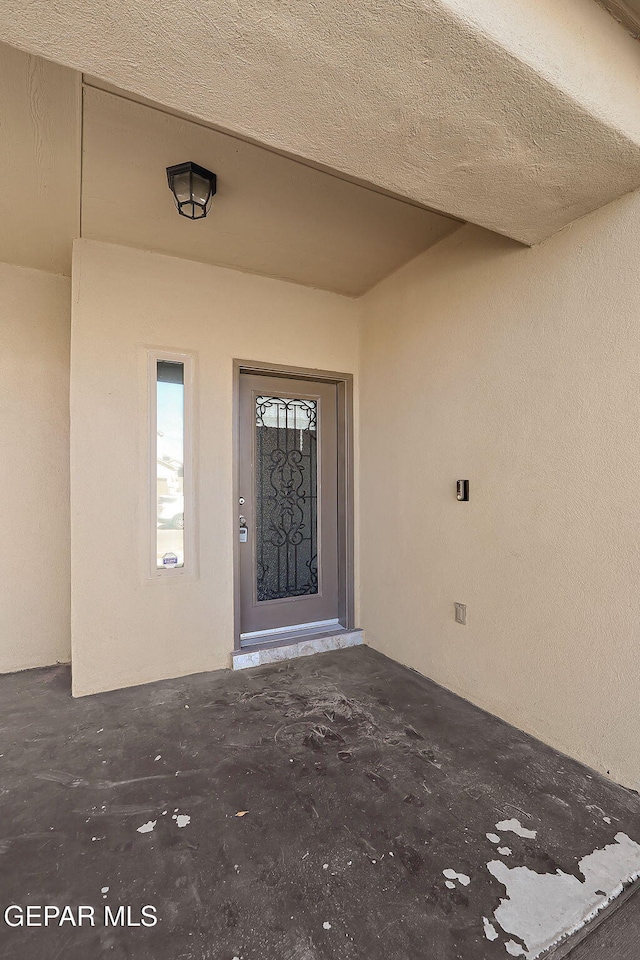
[454,602,466,624]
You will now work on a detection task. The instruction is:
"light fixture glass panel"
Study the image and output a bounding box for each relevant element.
[191,172,211,205]
[156,360,185,570]
[172,171,192,204]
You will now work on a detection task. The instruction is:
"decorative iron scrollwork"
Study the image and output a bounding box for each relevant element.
[255,397,318,602]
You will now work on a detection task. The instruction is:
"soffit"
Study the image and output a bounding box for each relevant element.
[81,85,460,296]
[3,0,640,244]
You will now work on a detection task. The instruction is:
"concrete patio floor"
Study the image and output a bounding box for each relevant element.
[0,645,639,959]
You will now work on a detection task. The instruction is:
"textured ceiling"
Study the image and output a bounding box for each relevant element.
[2,0,640,245]
[81,84,460,296]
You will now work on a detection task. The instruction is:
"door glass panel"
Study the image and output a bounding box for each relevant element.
[255,396,318,601]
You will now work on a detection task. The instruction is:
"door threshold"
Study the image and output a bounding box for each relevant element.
[240,618,341,648]
[231,628,364,670]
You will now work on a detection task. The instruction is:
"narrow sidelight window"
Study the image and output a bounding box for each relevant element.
[154,357,187,572]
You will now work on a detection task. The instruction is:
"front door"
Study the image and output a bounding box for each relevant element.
[238,373,339,643]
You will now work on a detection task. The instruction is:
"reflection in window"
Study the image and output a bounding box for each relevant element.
[156,360,184,569]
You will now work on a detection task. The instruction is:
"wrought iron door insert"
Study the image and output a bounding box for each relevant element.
[255,396,318,602]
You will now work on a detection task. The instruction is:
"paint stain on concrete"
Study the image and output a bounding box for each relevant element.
[483,917,499,941]
[443,869,470,886]
[496,819,538,839]
[137,820,156,834]
[505,940,527,956]
[488,832,640,958]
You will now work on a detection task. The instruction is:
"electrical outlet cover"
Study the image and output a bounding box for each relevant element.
[454,602,466,624]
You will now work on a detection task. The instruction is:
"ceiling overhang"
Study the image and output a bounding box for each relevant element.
[2,0,640,244]
[598,0,640,38]
[80,82,461,296]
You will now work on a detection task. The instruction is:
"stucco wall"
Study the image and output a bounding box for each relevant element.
[360,189,640,790]
[71,240,360,697]
[0,261,71,672]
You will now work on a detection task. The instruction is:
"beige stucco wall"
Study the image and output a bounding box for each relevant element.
[71,239,360,697]
[0,261,71,673]
[360,189,640,790]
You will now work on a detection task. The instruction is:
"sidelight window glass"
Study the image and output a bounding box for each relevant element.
[155,359,185,571]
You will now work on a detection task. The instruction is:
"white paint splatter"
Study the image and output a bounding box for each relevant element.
[154,755,161,761]
[604,817,612,824]
[173,814,190,828]
[505,941,527,956]
[323,863,329,870]
[101,887,109,894]
[445,880,456,889]
[498,847,513,857]
[487,833,501,844]
[443,869,470,886]
[496,819,537,839]
[483,917,499,941]
[487,832,640,959]
[137,820,156,834]
[323,921,332,930]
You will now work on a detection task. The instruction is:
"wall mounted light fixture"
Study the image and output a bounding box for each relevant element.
[166,161,217,219]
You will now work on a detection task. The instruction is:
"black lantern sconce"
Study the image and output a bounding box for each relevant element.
[166,161,217,219]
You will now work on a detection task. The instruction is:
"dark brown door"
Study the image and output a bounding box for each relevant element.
[238,373,339,640]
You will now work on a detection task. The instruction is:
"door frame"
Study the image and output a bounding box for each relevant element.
[232,359,355,651]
